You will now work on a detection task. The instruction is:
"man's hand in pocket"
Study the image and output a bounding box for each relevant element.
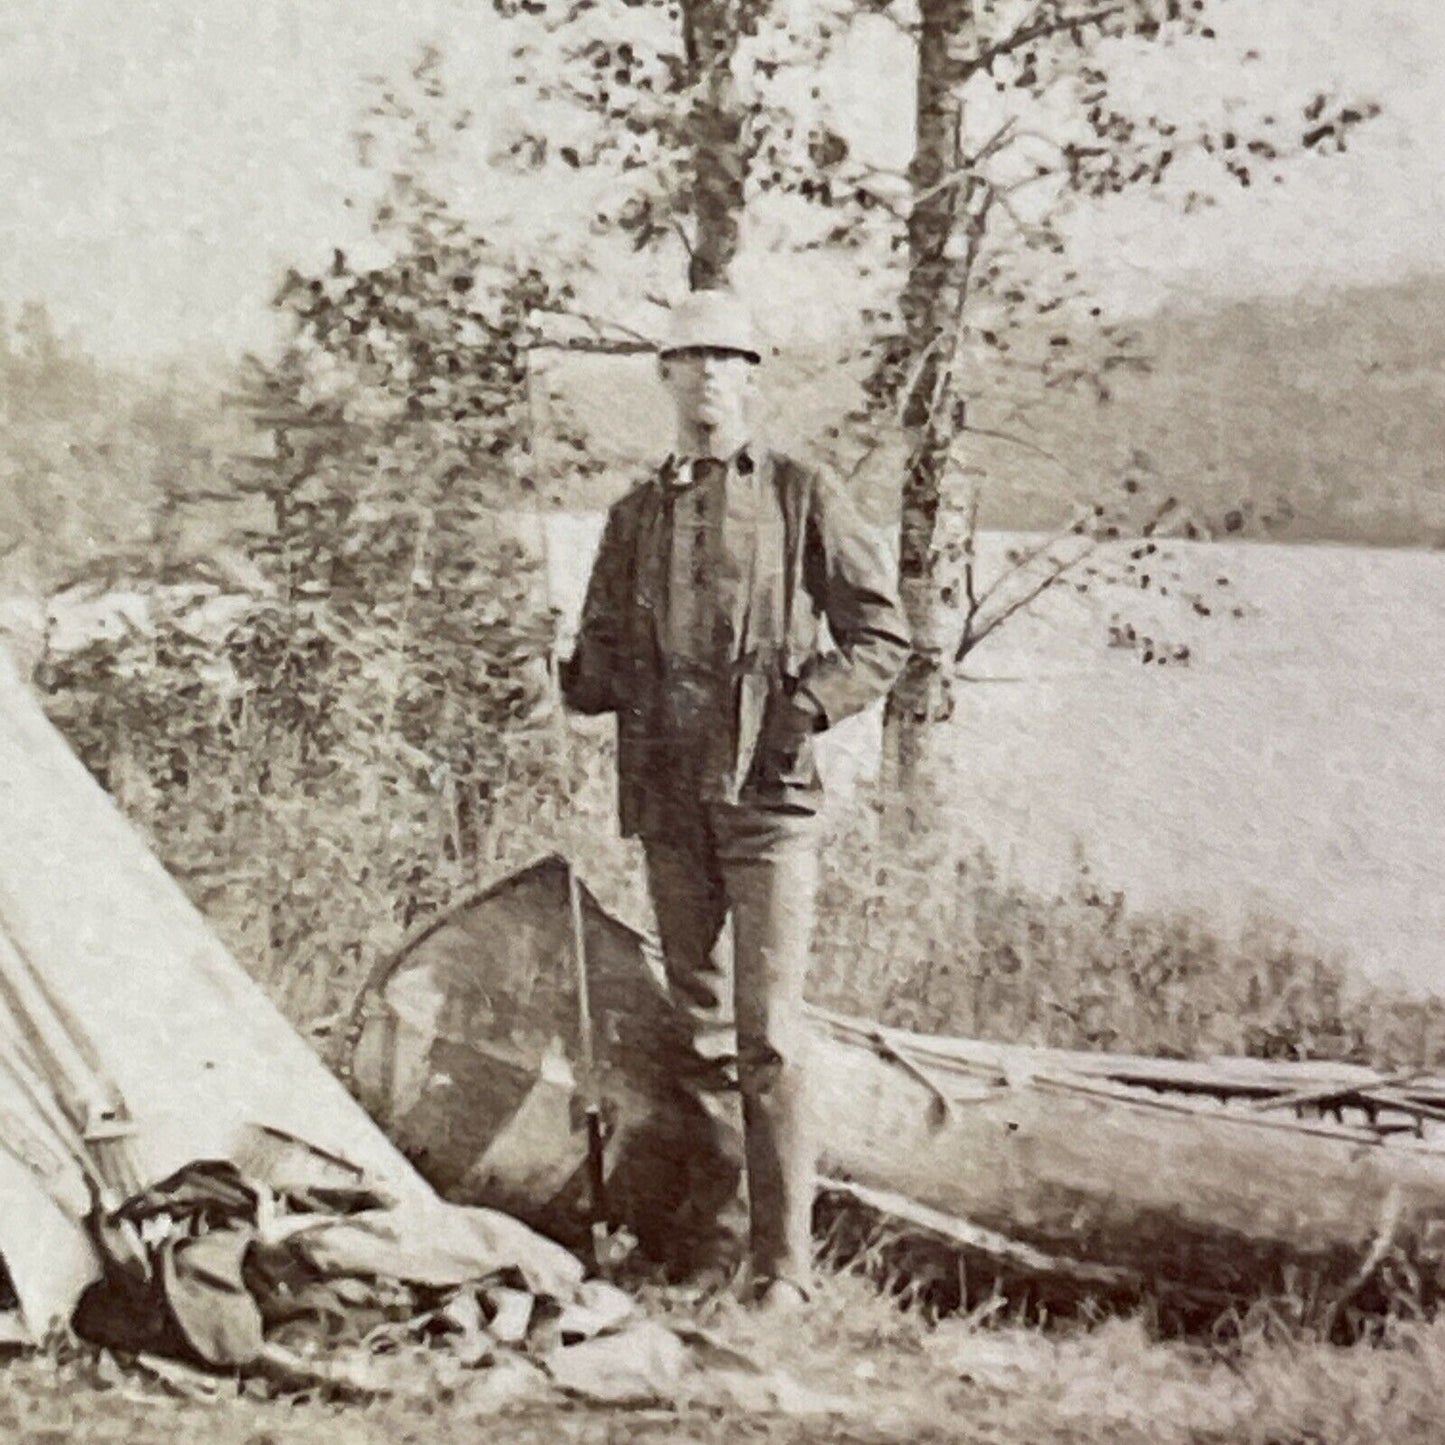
[759,686,824,772]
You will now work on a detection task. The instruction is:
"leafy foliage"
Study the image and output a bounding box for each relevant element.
[489,0,1379,715]
[812,790,1445,1072]
[31,55,579,1020]
[490,0,825,288]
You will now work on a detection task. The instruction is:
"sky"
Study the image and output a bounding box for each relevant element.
[0,0,1441,366]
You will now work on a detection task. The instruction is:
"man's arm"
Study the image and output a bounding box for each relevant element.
[793,470,912,728]
[560,501,631,716]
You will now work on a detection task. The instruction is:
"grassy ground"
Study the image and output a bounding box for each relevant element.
[7,1265,1445,1445]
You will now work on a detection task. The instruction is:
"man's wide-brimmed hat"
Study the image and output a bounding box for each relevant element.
[659,290,762,363]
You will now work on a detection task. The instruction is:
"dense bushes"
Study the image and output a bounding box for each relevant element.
[811,797,1445,1068]
[35,577,558,1025]
[32,620,1445,1072]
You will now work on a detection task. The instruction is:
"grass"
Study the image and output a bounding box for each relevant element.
[8,1263,1445,1444]
[67,701,1445,1075]
[809,785,1445,1071]
[31,561,1445,1071]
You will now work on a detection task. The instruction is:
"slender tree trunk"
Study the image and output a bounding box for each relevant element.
[681,0,750,289]
[882,0,971,808]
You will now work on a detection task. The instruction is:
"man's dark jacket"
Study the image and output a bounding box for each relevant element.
[562,450,911,838]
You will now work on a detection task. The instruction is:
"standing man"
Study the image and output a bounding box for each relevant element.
[561,291,910,1310]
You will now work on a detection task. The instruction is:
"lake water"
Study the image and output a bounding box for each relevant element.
[548,518,1445,996]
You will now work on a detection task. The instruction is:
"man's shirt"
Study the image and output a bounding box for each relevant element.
[654,449,758,775]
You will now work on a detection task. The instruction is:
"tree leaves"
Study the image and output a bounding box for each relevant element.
[33,55,581,1021]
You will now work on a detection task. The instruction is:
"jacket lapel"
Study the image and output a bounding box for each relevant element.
[628,476,669,693]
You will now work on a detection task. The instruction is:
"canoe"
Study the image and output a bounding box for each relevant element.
[809,1012,1445,1312]
[345,855,1445,1312]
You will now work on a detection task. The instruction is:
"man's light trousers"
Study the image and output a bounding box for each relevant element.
[641,802,820,1291]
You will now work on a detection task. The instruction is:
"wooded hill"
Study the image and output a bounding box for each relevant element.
[534,273,1445,545]
[2,274,1442,597]
[1019,273,1445,547]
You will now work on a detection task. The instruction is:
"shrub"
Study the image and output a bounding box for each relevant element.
[810,789,1445,1070]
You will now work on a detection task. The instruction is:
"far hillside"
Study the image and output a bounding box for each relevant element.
[0,303,246,592]
[541,274,1445,545]
[1032,274,1445,547]
[3,276,1443,599]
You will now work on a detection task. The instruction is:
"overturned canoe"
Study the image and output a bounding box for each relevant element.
[346,855,1445,1309]
[809,1014,1445,1309]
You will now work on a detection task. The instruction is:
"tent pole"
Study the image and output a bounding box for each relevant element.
[0,915,142,1204]
[528,338,612,1269]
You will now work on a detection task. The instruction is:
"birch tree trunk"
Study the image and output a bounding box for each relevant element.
[681,0,750,290]
[881,0,972,810]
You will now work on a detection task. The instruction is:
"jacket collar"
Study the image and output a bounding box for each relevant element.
[660,445,757,488]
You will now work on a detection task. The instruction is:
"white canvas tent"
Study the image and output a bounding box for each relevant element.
[0,647,568,1344]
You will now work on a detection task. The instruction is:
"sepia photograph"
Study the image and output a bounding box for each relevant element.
[1,1,1442,1440]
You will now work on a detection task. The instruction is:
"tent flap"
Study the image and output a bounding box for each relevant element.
[0,650,575,1338]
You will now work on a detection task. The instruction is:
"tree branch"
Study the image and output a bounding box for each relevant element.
[956,480,982,656]
[965,559,1080,654]
[671,216,698,261]
[968,505,1095,615]
[863,3,919,39]
[965,3,1129,77]
[964,485,1184,652]
[960,423,1061,463]
[986,180,1056,243]
[962,535,1102,659]
[964,117,1019,171]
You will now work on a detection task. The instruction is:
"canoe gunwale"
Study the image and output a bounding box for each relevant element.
[815,1010,1445,1158]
